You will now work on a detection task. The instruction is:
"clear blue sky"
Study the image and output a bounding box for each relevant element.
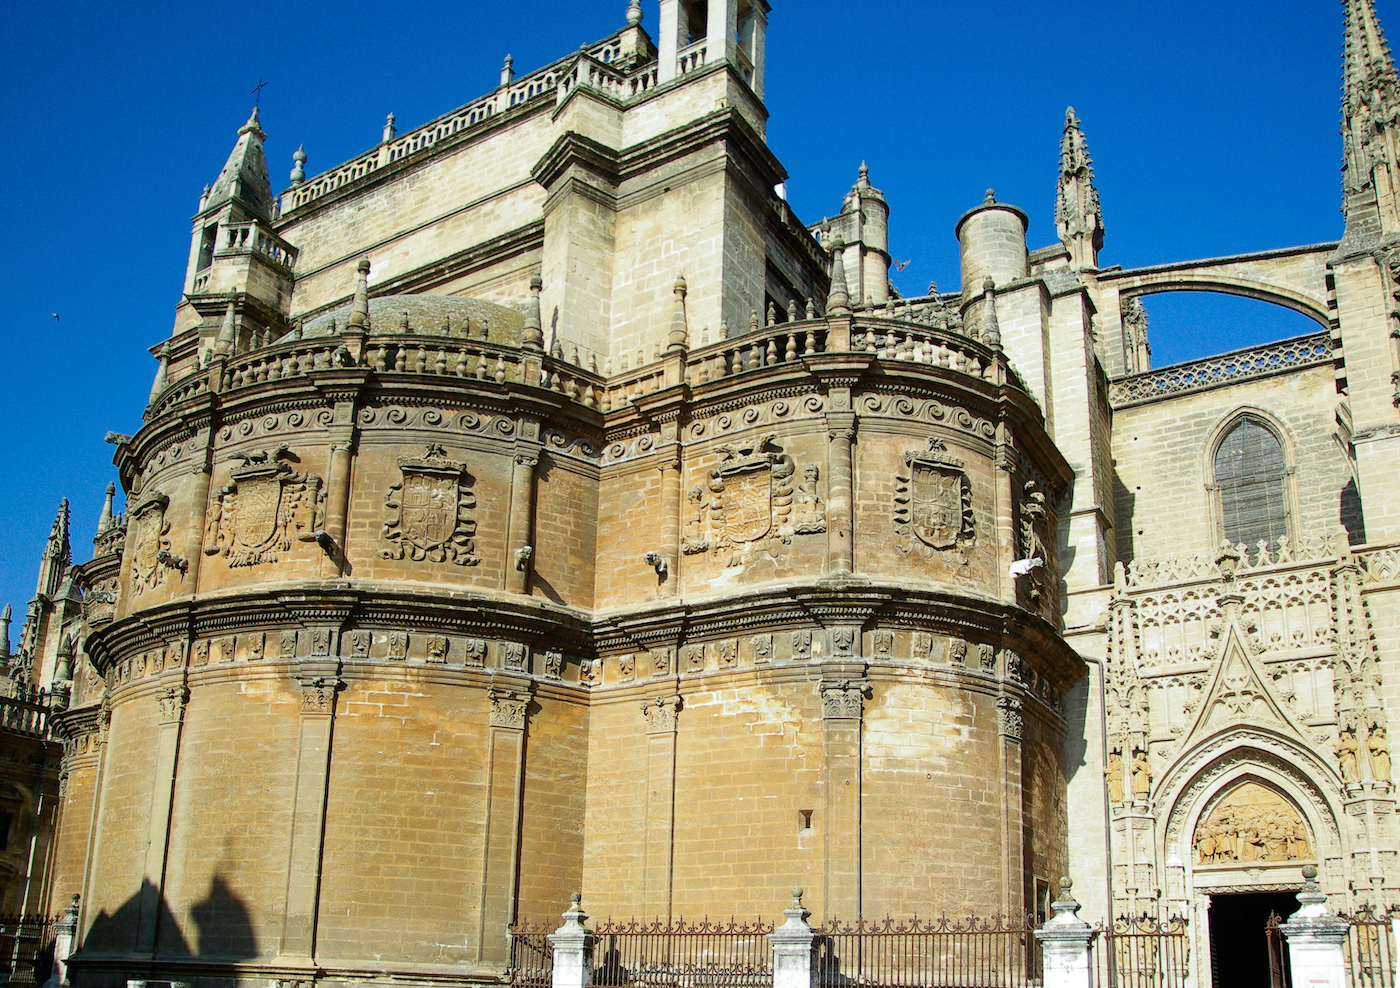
[0,0,1376,626]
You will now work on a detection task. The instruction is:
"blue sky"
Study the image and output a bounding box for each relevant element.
[0,0,1376,626]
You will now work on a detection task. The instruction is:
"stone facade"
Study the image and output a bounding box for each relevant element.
[5,3,1400,988]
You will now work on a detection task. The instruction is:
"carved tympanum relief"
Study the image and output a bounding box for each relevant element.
[1193,782,1312,865]
[205,448,324,567]
[381,445,480,565]
[682,434,824,565]
[893,438,974,556]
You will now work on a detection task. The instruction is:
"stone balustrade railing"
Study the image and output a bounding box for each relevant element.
[1108,331,1334,407]
[220,220,298,269]
[282,32,631,213]
[557,54,628,106]
[146,308,1011,422]
[1120,534,1348,590]
[677,40,708,75]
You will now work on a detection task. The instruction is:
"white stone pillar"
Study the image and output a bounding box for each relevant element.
[549,894,595,988]
[1280,866,1352,988]
[42,895,79,988]
[1034,878,1095,988]
[768,888,817,988]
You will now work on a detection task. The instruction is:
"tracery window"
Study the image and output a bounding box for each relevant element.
[1213,416,1291,548]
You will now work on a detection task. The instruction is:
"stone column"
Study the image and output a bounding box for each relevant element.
[657,452,681,598]
[549,894,595,988]
[277,669,342,960]
[1034,879,1094,988]
[135,684,188,954]
[997,693,1026,919]
[768,888,817,988]
[1280,865,1352,988]
[994,431,1018,603]
[42,894,79,988]
[506,449,540,594]
[641,695,681,920]
[183,437,214,592]
[820,669,866,919]
[478,686,532,966]
[322,435,354,575]
[825,411,856,576]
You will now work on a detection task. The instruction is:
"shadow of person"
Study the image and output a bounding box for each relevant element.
[189,874,259,961]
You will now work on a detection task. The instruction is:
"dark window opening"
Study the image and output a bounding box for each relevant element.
[681,0,708,44]
[196,224,218,272]
[1215,418,1289,548]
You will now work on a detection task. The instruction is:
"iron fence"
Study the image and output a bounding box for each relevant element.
[1344,907,1396,988]
[815,915,1041,988]
[508,923,555,988]
[1093,915,1188,988]
[587,917,776,988]
[0,914,55,985]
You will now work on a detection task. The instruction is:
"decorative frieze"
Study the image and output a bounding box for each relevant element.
[464,639,487,668]
[388,632,408,660]
[651,647,673,677]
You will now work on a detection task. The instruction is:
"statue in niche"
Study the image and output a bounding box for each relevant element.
[1338,725,1361,784]
[793,464,827,535]
[1131,747,1151,799]
[1106,748,1124,804]
[1368,724,1391,782]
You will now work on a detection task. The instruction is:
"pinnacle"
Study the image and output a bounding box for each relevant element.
[240,106,265,138]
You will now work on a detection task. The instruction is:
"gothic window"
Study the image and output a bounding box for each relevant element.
[1213,416,1291,548]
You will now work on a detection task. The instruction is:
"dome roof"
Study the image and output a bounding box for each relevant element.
[290,294,526,345]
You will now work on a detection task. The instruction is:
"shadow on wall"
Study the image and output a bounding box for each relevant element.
[76,874,258,965]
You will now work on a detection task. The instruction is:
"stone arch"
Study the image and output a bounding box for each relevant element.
[1159,730,1347,890]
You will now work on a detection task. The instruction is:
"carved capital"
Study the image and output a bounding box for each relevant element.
[820,679,868,720]
[641,695,682,734]
[489,687,532,729]
[157,685,190,725]
[300,677,342,715]
[998,695,1023,742]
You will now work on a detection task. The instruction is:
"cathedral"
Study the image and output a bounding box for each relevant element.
[5,1,1400,987]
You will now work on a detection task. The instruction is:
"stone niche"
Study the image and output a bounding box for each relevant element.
[1193,782,1314,866]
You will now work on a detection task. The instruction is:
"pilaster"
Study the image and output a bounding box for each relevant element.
[135,681,188,954]
[819,665,866,920]
[641,694,681,920]
[478,684,533,966]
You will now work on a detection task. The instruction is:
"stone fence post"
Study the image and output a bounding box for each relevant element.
[768,888,817,988]
[43,894,79,988]
[1034,878,1095,988]
[549,893,595,988]
[1279,865,1351,988]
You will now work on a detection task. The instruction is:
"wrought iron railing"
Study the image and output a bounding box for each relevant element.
[1093,915,1188,988]
[1344,907,1396,988]
[589,916,776,988]
[1108,332,1333,407]
[0,914,56,985]
[508,923,555,988]
[815,915,1041,988]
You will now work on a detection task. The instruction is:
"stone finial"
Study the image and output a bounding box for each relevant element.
[857,161,871,189]
[54,634,74,683]
[215,302,238,356]
[981,277,1002,349]
[382,113,397,144]
[1215,538,1242,581]
[626,0,643,26]
[827,237,852,316]
[984,189,996,205]
[501,54,516,88]
[149,343,171,404]
[347,258,372,333]
[522,275,544,350]
[290,144,307,186]
[668,275,689,352]
[97,482,116,535]
[1057,106,1104,269]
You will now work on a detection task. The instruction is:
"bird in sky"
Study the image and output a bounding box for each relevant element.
[52,313,59,322]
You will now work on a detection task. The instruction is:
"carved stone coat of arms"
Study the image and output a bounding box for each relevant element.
[381,445,480,565]
[204,447,325,567]
[893,438,974,554]
[128,490,173,595]
[685,433,809,565]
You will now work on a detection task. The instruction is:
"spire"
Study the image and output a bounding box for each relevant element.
[827,237,851,316]
[1342,0,1400,247]
[35,499,71,599]
[97,482,116,535]
[204,108,275,222]
[1056,107,1104,269]
[668,275,689,352]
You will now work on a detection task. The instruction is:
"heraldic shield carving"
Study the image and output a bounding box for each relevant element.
[381,444,480,566]
[129,490,173,595]
[893,438,974,553]
[204,447,325,568]
[692,433,797,565]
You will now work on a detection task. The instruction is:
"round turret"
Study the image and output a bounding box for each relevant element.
[955,190,1029,297]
